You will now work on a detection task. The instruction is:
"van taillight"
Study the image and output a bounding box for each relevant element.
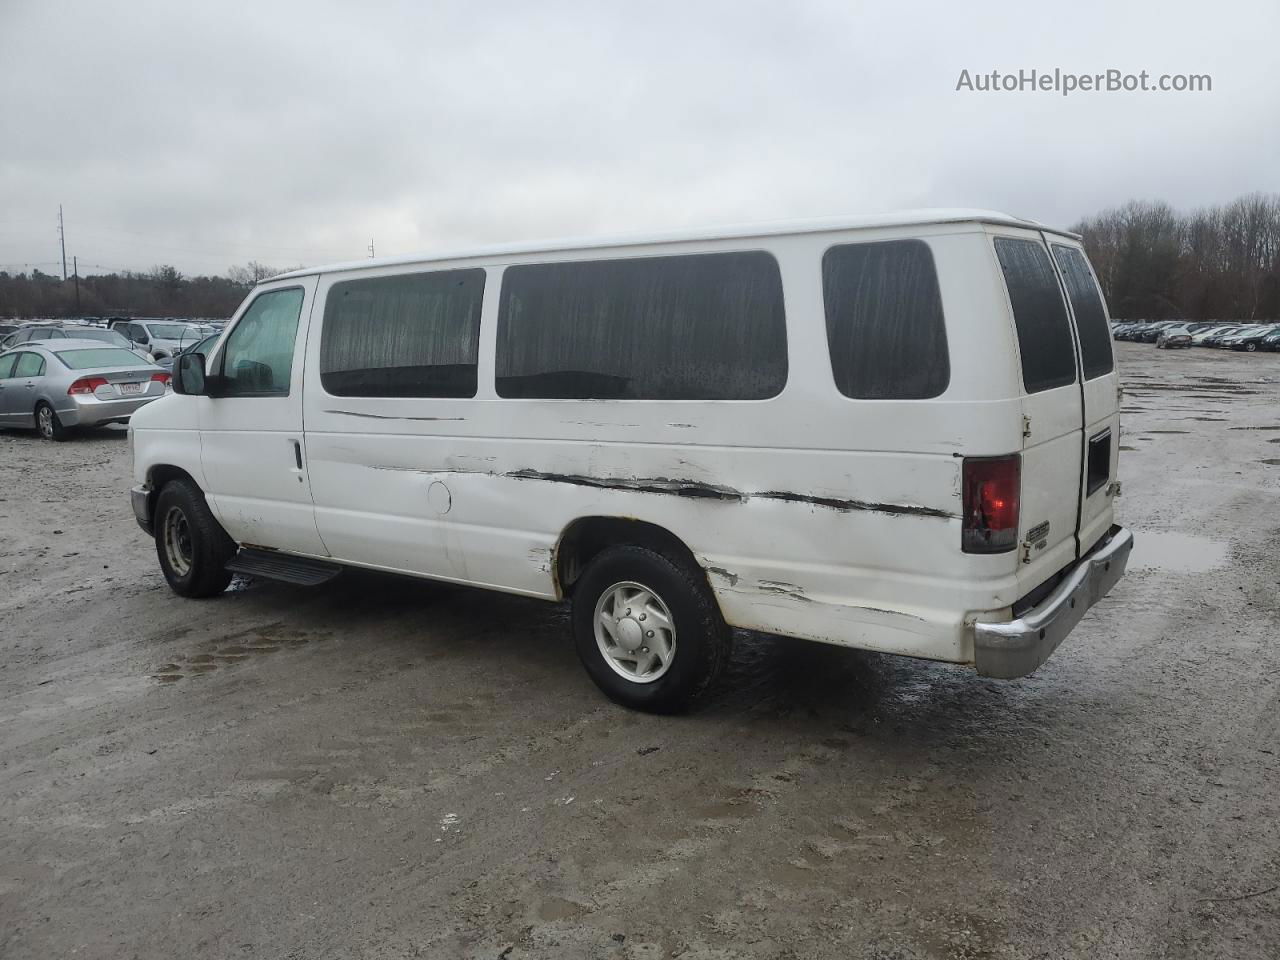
[68,376,109,395]
[962,454,1021,554]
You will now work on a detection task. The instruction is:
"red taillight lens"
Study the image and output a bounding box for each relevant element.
[962,454,1021,554]
[151,372,171,385]
[67,376,109,395]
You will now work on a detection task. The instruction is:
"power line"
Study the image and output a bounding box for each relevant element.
[58,205,67,280]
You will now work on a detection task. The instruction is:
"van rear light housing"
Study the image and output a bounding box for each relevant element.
[68,376,109,395]
[962,454,1021,554]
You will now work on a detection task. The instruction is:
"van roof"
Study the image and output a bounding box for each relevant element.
[271,209,1077,281]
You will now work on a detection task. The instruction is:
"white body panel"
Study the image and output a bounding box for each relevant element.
[130,212,1120,668]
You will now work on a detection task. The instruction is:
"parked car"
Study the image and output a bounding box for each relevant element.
[107,319,206,359]
[129,211,1134,712]
[0,340,170,440]
[156,333,221,371]
[1156,330,1193,349]
[0,321,62,350]
[1,324,154,362]
[1134,324,1162,343]
[1224,326,1279,351]
[1203,326,1254,348]
[1189,324,1240,346]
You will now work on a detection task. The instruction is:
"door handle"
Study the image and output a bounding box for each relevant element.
[291,439,303,470]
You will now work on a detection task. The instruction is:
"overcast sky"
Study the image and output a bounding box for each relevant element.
[2,0,1277,277]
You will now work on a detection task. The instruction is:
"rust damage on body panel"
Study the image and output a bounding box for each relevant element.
[754,489,953,519]
[324,410,465,422]
[757,579,813,603]
[705,566,740,586]
[357,463,955,519]
[506,469,745,502]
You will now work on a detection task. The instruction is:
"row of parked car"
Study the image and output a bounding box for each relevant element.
[1111,320,1280,351]
[0,318,223,440]
[0,316,224,361]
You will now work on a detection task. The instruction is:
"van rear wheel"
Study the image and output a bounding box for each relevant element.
[572,545,731,713]
[154,479,236,598]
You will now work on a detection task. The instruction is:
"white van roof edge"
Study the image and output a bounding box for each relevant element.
[268,209,1079,282]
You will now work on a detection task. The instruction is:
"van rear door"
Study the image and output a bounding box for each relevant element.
[1046,239,1119,557]
[990,230,1084,587]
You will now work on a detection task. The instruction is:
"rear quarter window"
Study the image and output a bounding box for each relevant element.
[822,239,949,399]
[994,237,1077,393]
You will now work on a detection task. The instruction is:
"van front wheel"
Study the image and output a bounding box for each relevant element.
[154,479,236,598]
[572,545,731,713]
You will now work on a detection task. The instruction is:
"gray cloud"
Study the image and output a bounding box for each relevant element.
[2,0,1277,276]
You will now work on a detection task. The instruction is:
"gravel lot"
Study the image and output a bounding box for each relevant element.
[1,341,1278,959]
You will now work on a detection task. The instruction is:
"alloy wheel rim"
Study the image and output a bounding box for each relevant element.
[163,506,194,577]
[593,580,677,684]
[38,407,53,438]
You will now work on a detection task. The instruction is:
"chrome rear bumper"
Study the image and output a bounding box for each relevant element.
[974,525,1134,679]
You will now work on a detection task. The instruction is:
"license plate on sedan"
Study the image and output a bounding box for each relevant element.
[118,382,144,396]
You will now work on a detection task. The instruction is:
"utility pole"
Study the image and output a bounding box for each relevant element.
[58,205,67,280]
[368,238,376,258]
[73,256,81,313]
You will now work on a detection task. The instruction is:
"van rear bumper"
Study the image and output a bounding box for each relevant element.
[974,525,1133,679]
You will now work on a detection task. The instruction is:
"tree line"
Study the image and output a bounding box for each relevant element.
[3,194,1279,322]
[1073,192,1280,320]
[0,262,294,320]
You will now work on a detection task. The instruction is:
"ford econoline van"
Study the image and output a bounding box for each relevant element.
[129,210,1133,712]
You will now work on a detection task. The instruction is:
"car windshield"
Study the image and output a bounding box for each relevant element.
[54,347,148,370]
[65,328,132,347]
[147,323,198,339]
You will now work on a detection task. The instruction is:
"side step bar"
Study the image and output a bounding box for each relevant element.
[225,548,343,587]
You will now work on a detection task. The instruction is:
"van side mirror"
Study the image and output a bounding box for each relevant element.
[174,352,207,396]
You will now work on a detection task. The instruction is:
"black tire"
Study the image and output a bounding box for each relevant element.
[571,545,731,714]
[35,402,68,441]
[153,479,236,598]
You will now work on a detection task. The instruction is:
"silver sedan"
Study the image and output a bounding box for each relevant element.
[0,339,171,440]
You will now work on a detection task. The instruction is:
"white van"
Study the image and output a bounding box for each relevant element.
[129,210,1133,712]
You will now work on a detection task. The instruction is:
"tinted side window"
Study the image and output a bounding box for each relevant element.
[15,352,45,377]
[0,354,18,378]
[496,252,786,400]
[994,238,1077,393]
[217,288,304,397]
[822,239,949,399]
[1052,245,1114,379]
[320,269,484,398]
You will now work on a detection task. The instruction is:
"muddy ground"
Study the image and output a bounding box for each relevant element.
[1,341,1278,959]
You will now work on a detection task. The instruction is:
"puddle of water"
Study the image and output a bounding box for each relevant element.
[1260,459,1280,466]
[1129,530,1230,574]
